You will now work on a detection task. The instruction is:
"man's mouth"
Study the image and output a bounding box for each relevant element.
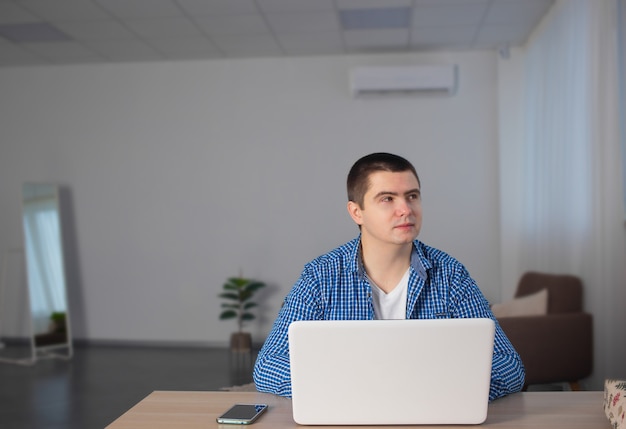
[395,222,415,229]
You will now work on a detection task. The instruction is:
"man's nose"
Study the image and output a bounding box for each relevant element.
[397,200,411,216]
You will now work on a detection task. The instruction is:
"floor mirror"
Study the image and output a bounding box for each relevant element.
[21,183,73,362]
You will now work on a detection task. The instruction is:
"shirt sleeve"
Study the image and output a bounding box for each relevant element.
[450,270,526,401]
[253,266,321,397]
[488,340,526,401]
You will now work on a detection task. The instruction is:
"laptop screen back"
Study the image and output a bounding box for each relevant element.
[288,318,495,425]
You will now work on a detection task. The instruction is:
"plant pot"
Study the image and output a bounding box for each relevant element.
[230,332,251,352]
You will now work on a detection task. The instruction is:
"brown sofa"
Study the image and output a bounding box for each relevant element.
[497,272,593,390]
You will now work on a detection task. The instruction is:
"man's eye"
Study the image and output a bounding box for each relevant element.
[381,196,393,202]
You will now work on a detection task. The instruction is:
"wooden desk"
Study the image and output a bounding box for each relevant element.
[106,391,607,428]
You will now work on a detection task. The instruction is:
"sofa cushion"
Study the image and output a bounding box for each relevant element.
[516,272,582,313]
[492,289,548,318]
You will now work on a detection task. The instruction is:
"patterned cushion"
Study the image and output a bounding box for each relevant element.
[605,379,626,428]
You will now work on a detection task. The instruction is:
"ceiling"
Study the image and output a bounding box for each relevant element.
[0,0,554,68]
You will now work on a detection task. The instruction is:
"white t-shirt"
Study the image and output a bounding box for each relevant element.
[369,268,410,320]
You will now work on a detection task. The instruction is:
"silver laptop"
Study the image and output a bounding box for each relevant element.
[288,318,495,425]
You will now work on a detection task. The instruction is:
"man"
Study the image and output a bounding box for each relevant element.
[253,152,525,401]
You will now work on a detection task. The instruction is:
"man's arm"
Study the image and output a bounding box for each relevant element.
[453,276,526,401]
[488,342,526,401]
[253,268,321,397]
[252,328,292,396]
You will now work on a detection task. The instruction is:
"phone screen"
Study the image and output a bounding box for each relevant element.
[216,404,268,424]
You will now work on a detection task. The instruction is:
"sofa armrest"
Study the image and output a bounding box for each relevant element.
[497,313,593,386]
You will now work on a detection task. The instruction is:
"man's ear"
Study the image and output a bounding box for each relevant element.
[347,201,363,225]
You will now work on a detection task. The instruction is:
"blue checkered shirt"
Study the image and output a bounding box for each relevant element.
[253,237,525,402]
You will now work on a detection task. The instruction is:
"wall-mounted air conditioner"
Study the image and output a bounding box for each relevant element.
[349,64,458,97]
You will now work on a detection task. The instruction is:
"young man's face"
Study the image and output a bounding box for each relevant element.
[348,170,422,247]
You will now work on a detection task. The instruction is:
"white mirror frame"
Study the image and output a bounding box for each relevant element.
[21,183,73,363]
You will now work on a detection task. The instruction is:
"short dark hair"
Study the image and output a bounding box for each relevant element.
[347,152,420,208]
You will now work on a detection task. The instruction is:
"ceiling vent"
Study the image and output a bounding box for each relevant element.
[349,65,458,97]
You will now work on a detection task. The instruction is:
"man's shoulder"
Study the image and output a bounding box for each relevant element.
[414,240,465,269]
[306,237,359,270]
[414,241,477,292]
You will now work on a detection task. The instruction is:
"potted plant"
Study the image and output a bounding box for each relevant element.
[50,311,67,333]
[219,276,266,352]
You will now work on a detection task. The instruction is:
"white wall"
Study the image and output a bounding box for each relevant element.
[497,47,526,302]
[0,51,501,345]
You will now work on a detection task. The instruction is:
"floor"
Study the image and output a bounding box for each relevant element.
[0,342,256,429]
[0,342,570,429]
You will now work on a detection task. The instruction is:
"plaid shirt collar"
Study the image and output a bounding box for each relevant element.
[348,235,430,282]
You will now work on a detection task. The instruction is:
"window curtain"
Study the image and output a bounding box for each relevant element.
[23,197,67,334]
[620,1,626,210]
[499,0,625,389]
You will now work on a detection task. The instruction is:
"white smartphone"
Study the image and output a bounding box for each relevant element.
[216,404,269,425]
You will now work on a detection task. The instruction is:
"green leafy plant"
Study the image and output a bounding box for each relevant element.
[219,277,266,333]
[50,312,66,333]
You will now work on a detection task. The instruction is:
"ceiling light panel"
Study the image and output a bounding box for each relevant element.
[340,7,411,30]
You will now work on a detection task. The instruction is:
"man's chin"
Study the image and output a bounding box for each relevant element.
[393,227,418,239]
[392,233,418,244]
